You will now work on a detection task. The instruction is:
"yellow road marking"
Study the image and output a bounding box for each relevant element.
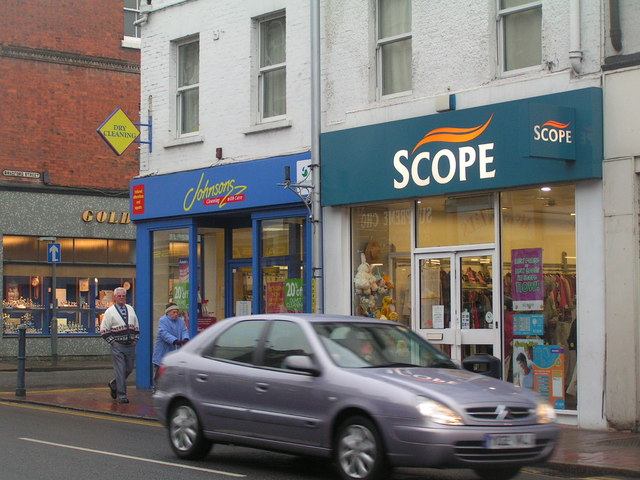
[0,400,161,427]
[1,387,105,395]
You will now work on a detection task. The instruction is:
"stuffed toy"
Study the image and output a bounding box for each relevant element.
[354,253,378,296]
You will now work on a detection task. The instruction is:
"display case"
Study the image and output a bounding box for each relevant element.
[2,275,134,336]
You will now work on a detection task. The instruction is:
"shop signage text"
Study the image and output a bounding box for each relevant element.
[129,152,319,220]
[320,88,602,206]
[533,121,572,143]
[133,184,145,215]
[394,115,495,189]
[97,108,140,156]
[82,210,131,224]
[529,103,576,160]
[183,172,248,212]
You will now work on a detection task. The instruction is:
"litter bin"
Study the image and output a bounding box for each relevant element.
[462,353,501,379]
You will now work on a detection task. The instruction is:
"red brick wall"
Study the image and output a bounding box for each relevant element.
[0,0,139,62]
[0,0,140,191]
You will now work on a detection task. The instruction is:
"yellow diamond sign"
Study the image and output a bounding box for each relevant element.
[97,108,140,155]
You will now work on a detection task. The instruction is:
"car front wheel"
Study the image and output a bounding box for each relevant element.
[168,401,213,460]
[334,416,390,480]
[473,466,522,480]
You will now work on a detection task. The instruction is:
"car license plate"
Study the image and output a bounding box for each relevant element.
[484,433,535,449]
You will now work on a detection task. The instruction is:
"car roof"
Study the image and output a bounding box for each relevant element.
[226,313,397,326]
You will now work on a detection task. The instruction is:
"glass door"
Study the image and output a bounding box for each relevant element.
[227,261,253,317]
[414,249,500,364]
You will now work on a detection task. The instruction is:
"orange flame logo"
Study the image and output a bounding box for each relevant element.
[411,114,494,154]
[541,120,570,129]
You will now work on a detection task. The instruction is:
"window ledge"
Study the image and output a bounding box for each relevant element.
[164,135,204,149]
[121,37,141,50]
[244,119,292,135]
[497,63,545,79]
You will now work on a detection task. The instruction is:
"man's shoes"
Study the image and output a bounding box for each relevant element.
[118,396,130,404]
[108,381,117,400]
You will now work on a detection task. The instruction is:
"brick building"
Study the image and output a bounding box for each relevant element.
[0,0,141,359]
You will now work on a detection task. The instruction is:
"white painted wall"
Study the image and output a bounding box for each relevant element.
[139,0,312,176]
[602,67,640,430]
[322,0,602,132]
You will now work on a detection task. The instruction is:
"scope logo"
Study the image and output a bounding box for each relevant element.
[533,120,572,144]
[393,114,496,189]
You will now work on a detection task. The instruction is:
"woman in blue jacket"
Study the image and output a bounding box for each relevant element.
[152,302,189,389]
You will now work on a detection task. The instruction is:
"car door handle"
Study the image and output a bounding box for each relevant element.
[255,382,269,392]
[196,373,208,382]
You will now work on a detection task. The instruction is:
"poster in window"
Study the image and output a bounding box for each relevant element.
[266,282,286,313]
[511,248,544,311]
[284,279,303,313]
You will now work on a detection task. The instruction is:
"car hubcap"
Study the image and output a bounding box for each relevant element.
[170,405,198,451]
[338,424,376,479]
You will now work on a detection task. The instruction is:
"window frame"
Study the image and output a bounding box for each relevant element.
[496,0,543,75]
[175,37,200,137]
[376,0,412,99]
[257,12,287,123]
[123,0,142,49]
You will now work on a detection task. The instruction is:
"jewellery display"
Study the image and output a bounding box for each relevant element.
[2,275,134,337]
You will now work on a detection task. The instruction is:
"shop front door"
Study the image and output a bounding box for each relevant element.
[227,261,253,317]
[414,249,500,364]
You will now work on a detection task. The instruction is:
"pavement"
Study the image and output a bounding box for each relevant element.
[1,358,639,478]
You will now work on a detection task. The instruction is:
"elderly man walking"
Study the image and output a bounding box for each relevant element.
[100,287,140,404]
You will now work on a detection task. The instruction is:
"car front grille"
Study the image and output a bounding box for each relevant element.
[465,406,533,422]
[454,439,549,462]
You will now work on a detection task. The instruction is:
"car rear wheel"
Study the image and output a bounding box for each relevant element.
[473,466,521,480]
[168,401,213,460]
[334,416,390,480]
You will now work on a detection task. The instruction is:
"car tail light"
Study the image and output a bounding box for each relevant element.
[157,365,167,379]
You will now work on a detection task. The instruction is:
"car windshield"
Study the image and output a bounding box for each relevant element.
[313,322,457,369]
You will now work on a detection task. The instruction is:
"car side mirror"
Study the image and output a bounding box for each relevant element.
[282,355,320,376]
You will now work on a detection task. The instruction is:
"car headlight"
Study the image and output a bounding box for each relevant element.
[535,397,557,424]
[416,397,464,425]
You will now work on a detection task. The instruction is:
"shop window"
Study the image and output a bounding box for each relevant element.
[416,194,495,248]
[198,228,225,328]
[501,185,577,411]
[3,236,136,336]
[152,229,190,340]
[3,271,134,336]
[497,0,542,72]
[377,0,412,96]
[351,202,412,325]
[232,227,253,259]
[260,218,305,314]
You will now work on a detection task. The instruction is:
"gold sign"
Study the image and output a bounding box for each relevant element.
[82,210,131,224]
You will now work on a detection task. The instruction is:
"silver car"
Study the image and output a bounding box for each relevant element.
[154,314,559,480]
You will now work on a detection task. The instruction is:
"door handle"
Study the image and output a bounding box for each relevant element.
[255,382,269,393]
[196,373,208,382]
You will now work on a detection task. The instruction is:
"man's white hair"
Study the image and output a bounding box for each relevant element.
[114,287,127,295]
